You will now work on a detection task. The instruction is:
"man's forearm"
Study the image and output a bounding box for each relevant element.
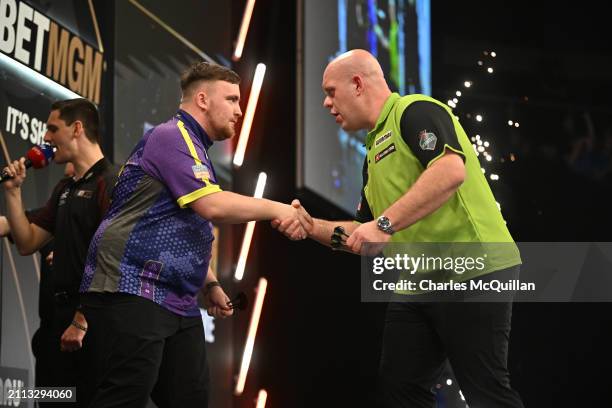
[309,219,358,248]
[0,216,9,237]
[384,154,464,232]
[5,189,36,253]
[73,310,86,326]
[204,267,218,285]
[192,191,290,224]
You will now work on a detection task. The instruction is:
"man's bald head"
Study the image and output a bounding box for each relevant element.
[322,49,392,131]
[324,49,386,83]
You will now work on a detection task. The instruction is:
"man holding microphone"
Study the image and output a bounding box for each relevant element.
[2,98,117,407]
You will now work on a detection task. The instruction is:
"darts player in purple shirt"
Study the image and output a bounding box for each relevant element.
[74,62,311,408]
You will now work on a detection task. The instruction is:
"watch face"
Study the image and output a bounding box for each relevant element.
[377,216,394,234]
[378,216,390,228]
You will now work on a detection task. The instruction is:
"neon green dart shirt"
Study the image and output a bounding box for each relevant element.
[360,93,521,286]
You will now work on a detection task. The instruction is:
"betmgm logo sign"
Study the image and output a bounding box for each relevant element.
[0,367,27,407]
[0,0,104,103]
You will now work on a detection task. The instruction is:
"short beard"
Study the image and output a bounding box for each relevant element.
[216,124,235,141]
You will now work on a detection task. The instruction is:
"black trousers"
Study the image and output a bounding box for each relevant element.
[379,267,524,408]
[32,305,83,408]
[83,293,209,408]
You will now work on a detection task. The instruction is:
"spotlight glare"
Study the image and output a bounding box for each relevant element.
[464,81,472,88]
[514,122,520,128]
[233,63,267,166]
[508,120,514,126]
[456,90,462,97]
[233,0,257,60]
[476,114,483,122]
[491,51,497,57]
[478,146,485,152]
[453,98,458,103]
[255,389,268,408]
[487,67,494,73]
[235,278,268,395]
[484,141,490,147]
[235,172,268,281]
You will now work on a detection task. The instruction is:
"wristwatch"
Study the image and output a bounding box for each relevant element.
[376,215,394,235]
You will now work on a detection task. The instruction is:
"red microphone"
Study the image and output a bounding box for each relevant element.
[0,144,56,183]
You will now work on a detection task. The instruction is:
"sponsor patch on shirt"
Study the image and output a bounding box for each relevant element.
[375,143,396,163]
[418,130,437,151]
[140,260,164,300]
[58,190,69,206]
[75,189,93,199]
[374,130,392,147]
[192,164,210,181]
[141,260,164,279]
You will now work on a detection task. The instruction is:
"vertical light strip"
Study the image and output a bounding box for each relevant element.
[87,0,104,52]
[233,0,257,61]
[31,253,40,282]
[255,389,268,408]
[233,63,266,167]
[234,172,267,281]
[0,130,13,170]
[235,278,268,396]
[3,238,36,377]
[416,0,432,95]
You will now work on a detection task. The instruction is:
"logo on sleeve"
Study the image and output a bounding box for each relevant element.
[192,164,211,182]
[58,189,69,206]
[76,189,93,199]
[375,143,396,163]
[375,130,392,147]
[418,130,437,151]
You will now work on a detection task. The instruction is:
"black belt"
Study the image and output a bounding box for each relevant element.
[53,291,79,306]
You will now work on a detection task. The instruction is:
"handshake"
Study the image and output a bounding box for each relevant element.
[271,199,313,241]
[268,197,392,255]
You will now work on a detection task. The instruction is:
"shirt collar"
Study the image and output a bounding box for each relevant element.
[176,109,213,150]
[366,93,401,149]
[74,157,111,184]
